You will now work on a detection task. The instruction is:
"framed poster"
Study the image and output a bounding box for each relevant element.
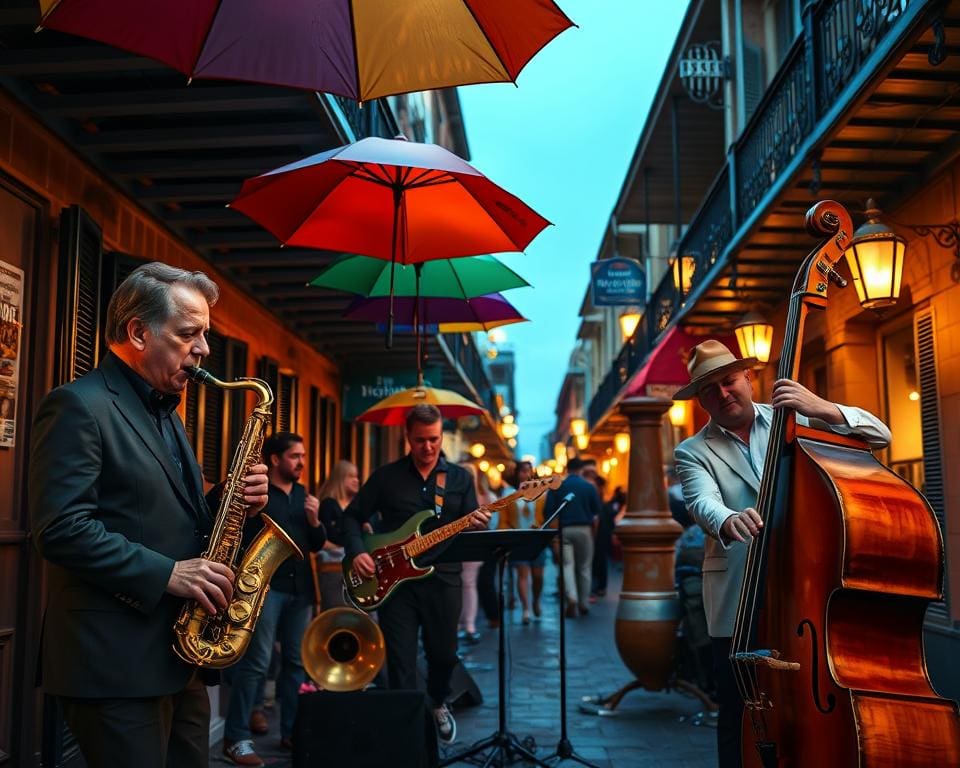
[0,260,24,448]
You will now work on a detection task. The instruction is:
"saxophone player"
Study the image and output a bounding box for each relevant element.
[29,262,269,768]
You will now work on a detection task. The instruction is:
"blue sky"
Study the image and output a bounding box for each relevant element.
[458,3,687,459]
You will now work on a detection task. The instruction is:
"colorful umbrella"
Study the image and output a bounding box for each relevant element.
[356,385,485,426]
[232,136,549,343]
[38,0,574,102]
[309,254,529,298]
[344,293,527,332]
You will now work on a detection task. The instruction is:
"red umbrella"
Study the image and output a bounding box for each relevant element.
[231,136,549,343]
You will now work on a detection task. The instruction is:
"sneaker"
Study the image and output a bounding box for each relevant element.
[222,740,264,767]
[249,709,269,735]
[433,703,457,744]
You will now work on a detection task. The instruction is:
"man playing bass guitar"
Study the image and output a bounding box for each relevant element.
[343,404,491,745]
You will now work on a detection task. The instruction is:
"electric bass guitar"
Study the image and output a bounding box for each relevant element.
[343,475,563,611]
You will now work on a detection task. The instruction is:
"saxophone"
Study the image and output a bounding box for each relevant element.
[173,366,303,668]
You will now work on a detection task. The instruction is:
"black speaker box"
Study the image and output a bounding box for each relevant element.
[415,657,483,709]
[293,690,438,768]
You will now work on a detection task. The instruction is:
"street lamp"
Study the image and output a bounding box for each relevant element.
[672,255,696,294]
[735,311,774,364]
[845,200,906,311]
[669,400,687,428]
[570,417,587,437]
[614,431,630,454]
[619,310,641,342]
[575,433,589,451]
[501,421,519,440]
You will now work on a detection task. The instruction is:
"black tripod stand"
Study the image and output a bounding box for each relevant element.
[436,527,557,767]
[544,493,599,768]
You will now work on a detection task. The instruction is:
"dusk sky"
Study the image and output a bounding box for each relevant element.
[458,3,688,459]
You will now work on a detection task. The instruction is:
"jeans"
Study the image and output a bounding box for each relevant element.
[224,589,312,742]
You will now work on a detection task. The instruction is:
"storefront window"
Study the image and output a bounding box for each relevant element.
[882,324,924,490]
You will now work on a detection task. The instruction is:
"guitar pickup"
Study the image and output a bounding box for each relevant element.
[734,649,800,671]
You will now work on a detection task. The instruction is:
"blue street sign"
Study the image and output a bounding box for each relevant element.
[590,258,646,306]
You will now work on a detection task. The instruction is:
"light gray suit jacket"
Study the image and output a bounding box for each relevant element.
[673,403,890,638]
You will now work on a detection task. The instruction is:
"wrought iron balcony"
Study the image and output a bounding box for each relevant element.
[586,0,928,429]
[439,332,500,422]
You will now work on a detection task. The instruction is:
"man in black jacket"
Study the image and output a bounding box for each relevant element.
[29,262,269,768]
[343,404,490,744]
[221,432,326,766]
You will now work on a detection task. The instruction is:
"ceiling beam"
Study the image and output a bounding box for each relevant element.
[107,153,304,178]
[32,86,309,118]
[133,182,242,202]
[186,230,280,248]
[0,46,166,75]
[78,122,329,153]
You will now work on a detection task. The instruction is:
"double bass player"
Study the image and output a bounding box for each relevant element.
[672,339,890,768]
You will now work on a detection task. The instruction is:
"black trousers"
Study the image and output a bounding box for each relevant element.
[60,671,209,768]
[712,637,745,768]
[378,576,462,707]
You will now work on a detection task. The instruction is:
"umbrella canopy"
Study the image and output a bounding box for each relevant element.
[38,0,574,102]
[344,293,527,331]
[356,385,485,426]
[231,137,550,262]
[309,254,529,298]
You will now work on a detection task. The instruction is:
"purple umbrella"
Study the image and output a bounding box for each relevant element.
[343,293,526,332]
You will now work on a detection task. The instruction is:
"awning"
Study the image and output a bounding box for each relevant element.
[623,326,737,399]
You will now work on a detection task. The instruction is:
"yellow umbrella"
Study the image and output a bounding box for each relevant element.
[356,384,485,426]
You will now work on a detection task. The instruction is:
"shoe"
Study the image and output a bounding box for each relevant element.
[433,703,457,744]
[466,631,482,645]
[588,594,599,604]
[248,709,269,735]
[280,736,293,750]
[222,740,264,767]
[522,612,531,625]
[565,601,578,619]
[533,601,542,619]
[579,604,590,616]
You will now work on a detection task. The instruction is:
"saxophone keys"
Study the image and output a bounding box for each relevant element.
[237,569,262,593]
[228,600,253,623]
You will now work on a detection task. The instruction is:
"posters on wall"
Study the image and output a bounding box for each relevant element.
[0,260,23,448]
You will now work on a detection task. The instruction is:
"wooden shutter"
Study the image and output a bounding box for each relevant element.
[915,308,950,622]
[200,330,227,481]
[309,387,328,488]
[224,338,248,466]
[55,206,102,385]
[741,41,765,126]
[276,371,298,433]
[258,357,280,432]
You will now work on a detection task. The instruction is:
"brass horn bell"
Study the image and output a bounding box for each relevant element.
[301,607,385,692]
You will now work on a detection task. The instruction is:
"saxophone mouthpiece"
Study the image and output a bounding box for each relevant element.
[184,366,214,384]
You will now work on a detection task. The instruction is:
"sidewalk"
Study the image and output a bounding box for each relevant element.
[210,562,717,767]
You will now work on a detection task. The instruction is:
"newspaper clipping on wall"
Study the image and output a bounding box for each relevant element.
[0,260,23,448]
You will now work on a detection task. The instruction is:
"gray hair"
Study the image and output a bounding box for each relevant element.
[105,262,219,344]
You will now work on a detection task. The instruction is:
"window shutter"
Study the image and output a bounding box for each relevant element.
[276,372,298,433]
[258,357,280,432]
[742,41,765,125]
[915,308,949,622]
[201,330,227,482]
[55,206,102,384]
[225,338,248,464]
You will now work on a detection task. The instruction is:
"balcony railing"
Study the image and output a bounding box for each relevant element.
[439,332,501,422]
[585,0,926,429]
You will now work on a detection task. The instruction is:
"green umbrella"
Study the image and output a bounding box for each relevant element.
[308,254,529,298]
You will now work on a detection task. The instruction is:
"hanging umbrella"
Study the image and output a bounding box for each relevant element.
[232,136,549,344]
[344,293,527,331]
[37,0,574,102]
[356,385,485,426]
[309,254,529,298]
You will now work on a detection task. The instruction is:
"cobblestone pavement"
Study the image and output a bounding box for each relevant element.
[211,562,717,767]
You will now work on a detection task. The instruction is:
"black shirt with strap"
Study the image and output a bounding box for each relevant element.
[343,454,478,585]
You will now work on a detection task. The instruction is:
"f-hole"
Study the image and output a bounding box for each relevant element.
[797,619,836,714]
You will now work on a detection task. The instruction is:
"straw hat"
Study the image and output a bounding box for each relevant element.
[673,340,757,400]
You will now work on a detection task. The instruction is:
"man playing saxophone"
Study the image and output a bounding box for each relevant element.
[29,262,269,768]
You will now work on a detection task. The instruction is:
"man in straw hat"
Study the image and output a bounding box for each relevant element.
[672,339,890,768]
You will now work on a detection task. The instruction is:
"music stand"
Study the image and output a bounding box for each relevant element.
[424,527,557,767]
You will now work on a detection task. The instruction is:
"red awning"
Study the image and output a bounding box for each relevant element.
[624,326,738,398]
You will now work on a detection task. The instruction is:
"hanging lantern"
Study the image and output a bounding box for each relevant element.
[844,200,906,311]
[614,432,630,454]
[735,311,774,364]
[575,433,589,451]
[500,421,519,439]
[570,417,587,437]
[619,310,641,342]
[469,442,486,459]
[478,459,490,472]
[669,400,687,427]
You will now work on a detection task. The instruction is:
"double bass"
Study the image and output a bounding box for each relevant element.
[733,200,960,766]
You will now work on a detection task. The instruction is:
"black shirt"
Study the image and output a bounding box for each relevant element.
[319,497,346,546]
[241,482,327,597]
[343,454,478,585]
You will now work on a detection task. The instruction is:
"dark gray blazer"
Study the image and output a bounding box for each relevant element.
[29,353,210,698]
